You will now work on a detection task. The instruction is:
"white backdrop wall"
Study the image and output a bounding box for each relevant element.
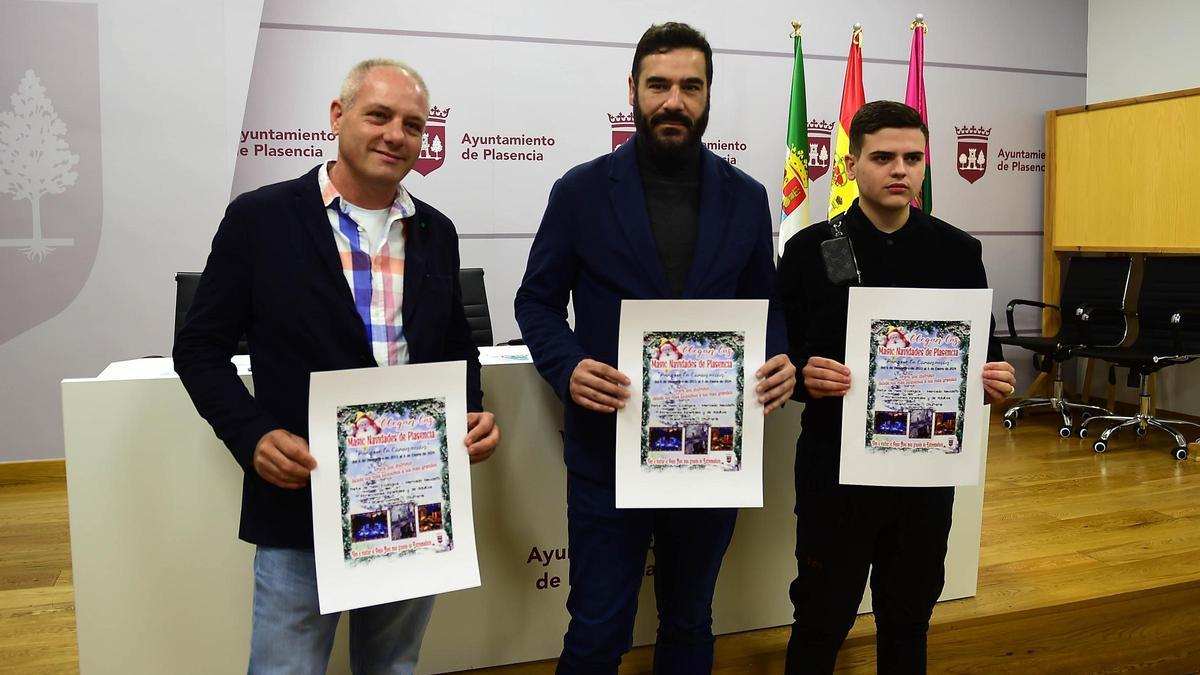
[1087,0,1200,104]
[1083,0,1200,416]
[1,0,1086,461]
[1,0,263,463]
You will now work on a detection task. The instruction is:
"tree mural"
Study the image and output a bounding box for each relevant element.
[0,70,79,261]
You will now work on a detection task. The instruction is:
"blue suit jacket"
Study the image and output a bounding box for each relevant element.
[174,164,481,548]
[514,140,787,483]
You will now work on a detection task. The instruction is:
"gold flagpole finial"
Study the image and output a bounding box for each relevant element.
[790,20,802,39]
[852,23,863,46]
[910,13,928,32]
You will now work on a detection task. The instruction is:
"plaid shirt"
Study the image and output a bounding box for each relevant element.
[318,162,414,366]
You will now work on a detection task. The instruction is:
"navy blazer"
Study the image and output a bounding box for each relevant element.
[174,165,481,548]
[514,140,787,483]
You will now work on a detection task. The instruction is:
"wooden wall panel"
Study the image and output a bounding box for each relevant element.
[1051,90,1200,253]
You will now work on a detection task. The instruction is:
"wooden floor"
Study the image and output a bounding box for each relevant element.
[3,411,1200,674]
[0,461,77,675]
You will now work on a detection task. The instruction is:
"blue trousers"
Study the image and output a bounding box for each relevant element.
[248,547,435,675]
[557,471,738,674]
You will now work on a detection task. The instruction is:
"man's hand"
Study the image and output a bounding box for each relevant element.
[802,357,852,399]
[756,354,797,414]
[465,412,500,464]
[253,429,317,490]
[569,359,631,413]
[982,361,1017,405]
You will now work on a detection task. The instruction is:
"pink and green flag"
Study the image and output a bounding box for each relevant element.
[905,15,933,213]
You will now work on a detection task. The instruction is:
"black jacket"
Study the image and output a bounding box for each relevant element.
[174,165,481,548]
[779,201,1003,483]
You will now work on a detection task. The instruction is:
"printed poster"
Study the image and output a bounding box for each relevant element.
[338,398,452,561]
[616,300,768,508]
[308,361,478,613]
[840,287,993,487]
[640,331,745,471]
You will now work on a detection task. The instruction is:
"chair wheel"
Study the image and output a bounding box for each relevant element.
[1059,426,1072,438]
[1078,427,1089,439]
[1174,447,1189,461]
[1094,441,1107,453]
[1081,412,1092,421]
[1135,426,1148,437]
[1003,418,1015,430]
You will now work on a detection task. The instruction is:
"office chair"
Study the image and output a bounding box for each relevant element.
[180,270,498,352]
[174,272,201,337]
[997,256,1132,437]
[175,272,249,355]
[459,267,494,348]
[1078,256,1200,460]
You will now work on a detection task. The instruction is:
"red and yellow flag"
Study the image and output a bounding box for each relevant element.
[828,24,865,219]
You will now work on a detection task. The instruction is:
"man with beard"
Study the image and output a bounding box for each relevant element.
[515,22,795,674]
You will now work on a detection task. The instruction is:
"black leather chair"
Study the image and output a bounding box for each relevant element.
[1078,256,1200,460]
[997,256,1133,437]
[179,269,496,351]
[175,272,249,355]
[459,267,493,348]
[174,272,200,337]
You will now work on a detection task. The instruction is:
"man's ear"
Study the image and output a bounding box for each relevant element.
[627,73,636,107]
[330,99,344,136]
[844,152,858,181]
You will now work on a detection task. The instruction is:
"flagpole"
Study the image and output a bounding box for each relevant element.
[779,19,811,256]
[906,14,933,213]
[829,23,865,218]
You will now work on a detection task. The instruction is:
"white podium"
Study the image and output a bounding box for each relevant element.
[62,360,985,674]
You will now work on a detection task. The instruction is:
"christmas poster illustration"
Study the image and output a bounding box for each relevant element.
[616,300,767,508]
[640,331,744,471]
[309,361,478,613]
[839,287,992,487]
[863,321,970,454]
[337,398,452,563]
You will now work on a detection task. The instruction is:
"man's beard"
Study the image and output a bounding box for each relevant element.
[632,91,709,162]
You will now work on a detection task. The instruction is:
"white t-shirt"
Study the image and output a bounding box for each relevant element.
[341,201,392,255]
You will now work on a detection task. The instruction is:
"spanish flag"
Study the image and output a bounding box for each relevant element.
[828,24,865,219]
[779,21,810,255]
[905,15,933,213]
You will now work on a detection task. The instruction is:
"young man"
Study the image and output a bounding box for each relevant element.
[778,100,1016,673]
[173,59,499,674]
[515,22,795,674]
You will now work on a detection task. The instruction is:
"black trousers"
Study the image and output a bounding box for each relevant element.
[785,441,954,675]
